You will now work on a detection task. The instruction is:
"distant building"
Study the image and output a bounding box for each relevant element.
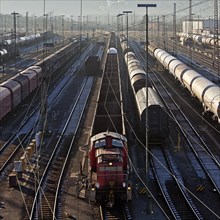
[182,19,215,34]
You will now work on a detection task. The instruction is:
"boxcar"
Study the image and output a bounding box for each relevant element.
[0,87,12,120]
[11,74,30,100]
[1,80,21,107]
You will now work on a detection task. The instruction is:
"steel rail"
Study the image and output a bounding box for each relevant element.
[132,41,219,219]
[30,77,93,219]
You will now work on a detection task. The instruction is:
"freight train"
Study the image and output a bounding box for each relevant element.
[0,33,43,61]
[85,44,104,74]
[0,40,81,121]
[148,43,220,123]
[121,37,170,142]
[177,32,220,47]
[0,44,20,62]
[88,35,131,206]
[4,33,41,47]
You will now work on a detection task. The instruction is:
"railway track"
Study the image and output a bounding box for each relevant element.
[132,41,220,219]
[149,70,220,193]
[151,146,203,219]
[149,64,220,219]
[133,41,220,187]
[0,44,93,178]
[163,40,220,81]
[0,129,33,176]
[100,202,132,220]
[86,33,132,220]
[0,40,97,220]
[131,33,218,76]
[27,77,93,219]
[0,68,76,177]
[151,68,220,218]
[0,37,74,80]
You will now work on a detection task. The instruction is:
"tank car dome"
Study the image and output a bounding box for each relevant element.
[107,47,118,54]
[0,49,7,56]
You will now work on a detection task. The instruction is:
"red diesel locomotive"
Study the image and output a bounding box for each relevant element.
[89,131,131,205]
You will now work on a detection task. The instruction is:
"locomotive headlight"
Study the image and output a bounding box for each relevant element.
[91,184,95,191]
[127,184,131,190]
[95,182,100,188]
[109,162,112,166]
[122,182,126,188]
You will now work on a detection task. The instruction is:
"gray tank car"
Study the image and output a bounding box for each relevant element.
[148,44,220,122]
[121,38,170,142]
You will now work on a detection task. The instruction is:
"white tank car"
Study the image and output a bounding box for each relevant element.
[182,70,220,119]
[163,54,176,69]
[165,59,182,76]
[173,63,190,81]
[149,44,220,122]
[154,49,167,63]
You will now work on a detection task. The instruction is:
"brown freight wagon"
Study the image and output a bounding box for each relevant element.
[85,56,101,74]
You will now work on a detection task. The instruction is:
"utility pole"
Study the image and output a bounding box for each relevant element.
[50,12,53,33]
[188,0,193,65]
[4,16,6,34]
[17,15,20,35]
[213,0,219,77]
[26,12,28,36]
[137,3,156,215]
[86,15,88,38]
[11,11,19,73]
[157,16,160,47]
[162,15,166,51]
[116,13,124,37]
[173,3,177,55]
[80,0,82,43]
[121,14,124,35]
[61,15,64,46]
[39,12,49,133]
[108,12,110,30]
[54,16,57,34]
[0,0,2,39]
[123,10,132,93]
[34,16,39,52]
[80,0,83,64]
[44,14,48,55]
[71,15,74,32]
[133,11,136,39]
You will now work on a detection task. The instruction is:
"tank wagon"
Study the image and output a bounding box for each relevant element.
[136,87,169,140]
[0,49,8,63]
[121,38,169,142]
[177,32,220,47]
[149,44,220,122]
[88,36,131,205]
[0,40,81,121]
[0,44,20,61]
[1,33,42,60]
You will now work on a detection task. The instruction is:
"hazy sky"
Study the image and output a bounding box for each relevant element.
[0,0,212,19]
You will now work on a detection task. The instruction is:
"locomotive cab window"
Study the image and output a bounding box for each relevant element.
[94,139,106,148]
[112,139,123,147]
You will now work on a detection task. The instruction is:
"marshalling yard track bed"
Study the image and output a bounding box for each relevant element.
[0,41,96,219]
[0,32,220,219]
